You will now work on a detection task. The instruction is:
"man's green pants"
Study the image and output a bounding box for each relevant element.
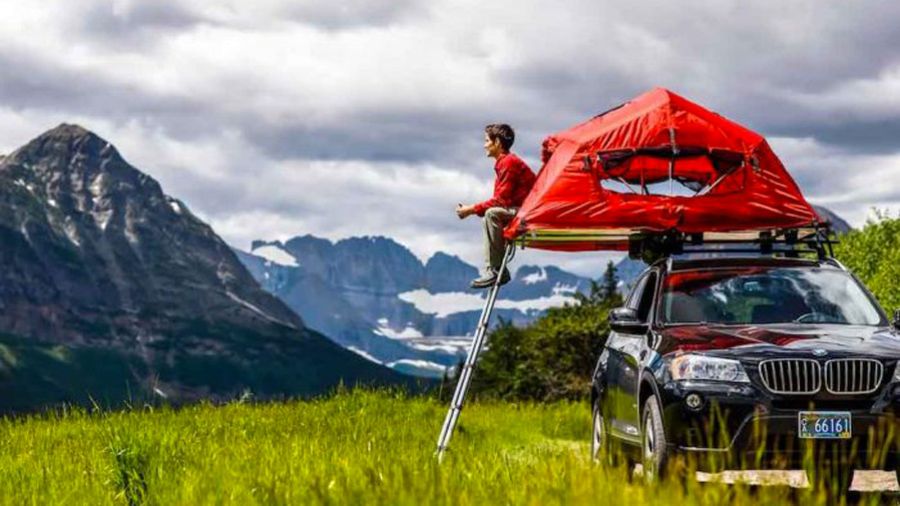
[483,207,517,273]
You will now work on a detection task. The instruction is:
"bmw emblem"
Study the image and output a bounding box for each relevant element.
[812,349,828,357]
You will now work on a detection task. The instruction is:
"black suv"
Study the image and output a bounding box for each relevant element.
[591,255,900,485]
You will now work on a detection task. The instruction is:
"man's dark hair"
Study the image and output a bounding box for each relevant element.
[485,123,515,152]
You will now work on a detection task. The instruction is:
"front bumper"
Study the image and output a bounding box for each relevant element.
[658,380,900,471]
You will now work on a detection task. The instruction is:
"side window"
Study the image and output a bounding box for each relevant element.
[636,272,658,322]
[626,274,649,311]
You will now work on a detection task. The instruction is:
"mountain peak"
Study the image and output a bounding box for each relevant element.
[425,251,470,271]
[4,123,126,175]
[337,235,399,247]
[812,205,852,234]
[42,123,96,140]
[29,123,118,156]
[426,251,460,263]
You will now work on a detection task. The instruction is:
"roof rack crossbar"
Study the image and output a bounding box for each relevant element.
[623,225,836,263]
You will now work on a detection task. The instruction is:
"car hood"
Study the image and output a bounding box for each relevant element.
[656,324,900,360]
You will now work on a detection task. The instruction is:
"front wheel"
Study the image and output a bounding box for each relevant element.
[592,401,634,478]
[641,394,682,483]
[591,402,612,464]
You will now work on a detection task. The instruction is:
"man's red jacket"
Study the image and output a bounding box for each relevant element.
[473,153,536,217]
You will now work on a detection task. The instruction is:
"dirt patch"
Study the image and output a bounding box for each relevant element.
[695,470,898,492]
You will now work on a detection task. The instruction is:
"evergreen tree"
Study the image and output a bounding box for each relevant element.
[601,260,619,303]
[470,261,623,402]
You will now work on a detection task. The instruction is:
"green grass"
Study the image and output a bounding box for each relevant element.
[0,390,890,505]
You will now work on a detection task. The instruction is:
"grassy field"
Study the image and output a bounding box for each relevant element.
[0,390,894,505]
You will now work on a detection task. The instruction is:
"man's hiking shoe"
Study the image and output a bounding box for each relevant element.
[470,272,496,289]
[497,268,511,286]
[470,268,511,289]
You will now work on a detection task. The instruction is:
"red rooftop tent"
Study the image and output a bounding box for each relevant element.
[437,89,823,458]
[504,88,820,251]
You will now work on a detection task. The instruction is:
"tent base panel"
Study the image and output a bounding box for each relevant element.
[513,225,834,260]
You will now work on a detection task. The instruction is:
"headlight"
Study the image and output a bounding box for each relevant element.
[669,354,750,383]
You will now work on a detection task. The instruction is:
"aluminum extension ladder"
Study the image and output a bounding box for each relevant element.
[435,243,515,461]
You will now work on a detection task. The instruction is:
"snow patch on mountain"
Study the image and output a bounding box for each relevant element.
[88,173,105,199]
[348,346,383,364]
[225,291,284,325]
[522,266,547,284]
[408,341,467,354]
[397,290,485,318]
[123,212,140,245]
[63,219,81,246]
[552,283,579,295]
[495,294,578,313]
[94,209,113,231]
[386,359,447,374]
[373,322,424,339]
[398,289,577,318]
[251,244,299,267]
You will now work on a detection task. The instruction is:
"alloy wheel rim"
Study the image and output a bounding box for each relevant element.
[592,408,604,460]
[643,413,656,478]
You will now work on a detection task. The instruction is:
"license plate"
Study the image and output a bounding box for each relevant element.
[798,411,852,439]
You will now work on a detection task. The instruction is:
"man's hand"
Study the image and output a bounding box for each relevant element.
[456,203,476,219]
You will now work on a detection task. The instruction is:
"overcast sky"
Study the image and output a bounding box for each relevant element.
[1,1,899,277]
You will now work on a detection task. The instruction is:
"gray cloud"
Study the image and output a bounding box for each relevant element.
[0,49,205,128]
[772,118,900,155]
[283,0,427,30]
[10,1,898,161]
[243,110,480,164]
[1,0,899,277]
[73,0,427,42]
[80,2,204,39]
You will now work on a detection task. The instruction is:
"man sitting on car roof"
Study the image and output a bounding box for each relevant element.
[456,123,536,289]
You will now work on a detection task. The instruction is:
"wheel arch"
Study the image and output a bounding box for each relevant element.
[638,370,662,416]
[590,351,609,409]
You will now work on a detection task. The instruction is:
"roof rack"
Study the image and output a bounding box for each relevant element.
[626,224,836,263]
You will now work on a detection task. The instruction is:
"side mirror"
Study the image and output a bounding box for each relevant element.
[609,307,649,334]
[610,307,638,322]
[893,309,900,331]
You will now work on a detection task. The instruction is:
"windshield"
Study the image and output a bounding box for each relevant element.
[660,266,884,325]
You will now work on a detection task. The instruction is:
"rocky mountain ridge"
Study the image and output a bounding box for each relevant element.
[0,125,410,412]
[237,235,595,376]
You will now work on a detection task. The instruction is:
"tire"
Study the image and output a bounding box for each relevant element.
[590,402,604,462]
[592,401,634,479]
[591,402,615,465]
[641,394,681,483]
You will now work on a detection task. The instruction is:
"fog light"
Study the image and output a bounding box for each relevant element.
[685,393,703,410]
